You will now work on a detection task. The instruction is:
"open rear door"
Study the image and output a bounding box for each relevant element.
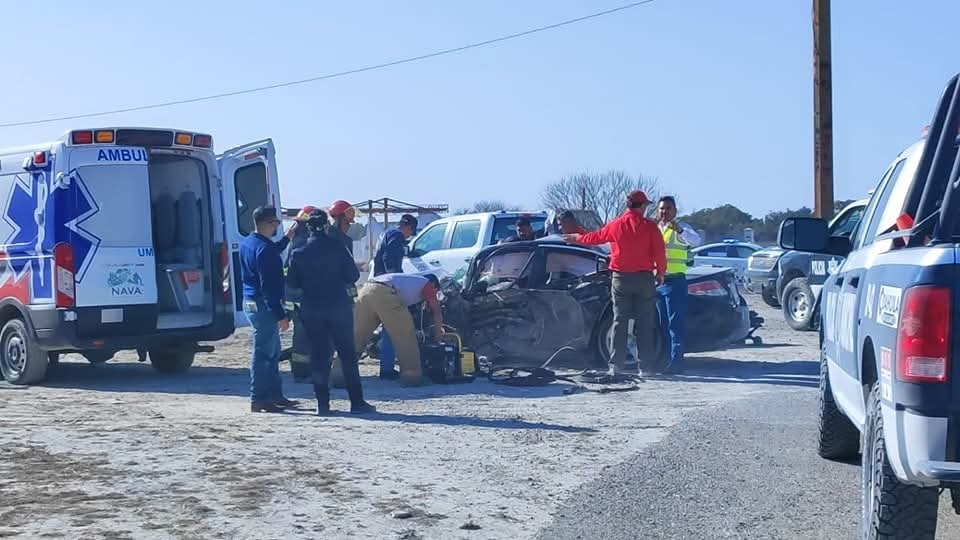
[217,139,282,327]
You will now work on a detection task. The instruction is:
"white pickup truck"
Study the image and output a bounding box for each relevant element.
[402,211,548,280]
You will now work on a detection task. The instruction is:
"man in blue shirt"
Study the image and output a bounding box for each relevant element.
[371,214,417,380]
[241,206,298,413]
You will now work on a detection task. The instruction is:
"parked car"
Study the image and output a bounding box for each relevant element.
[744,247,786,307]
[402,211,548,281]
[790,74,960,537]
[439,239,762,368]
[690,240,762,284]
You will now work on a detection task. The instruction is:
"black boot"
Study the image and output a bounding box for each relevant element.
[346,384,376,415]
[314,385,332,416]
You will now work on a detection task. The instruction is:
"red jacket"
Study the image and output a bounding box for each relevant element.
[578,211,666,275]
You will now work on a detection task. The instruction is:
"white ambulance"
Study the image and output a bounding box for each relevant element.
[0,128,281,384]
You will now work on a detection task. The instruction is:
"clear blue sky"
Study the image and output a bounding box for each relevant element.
[1,0,957,217]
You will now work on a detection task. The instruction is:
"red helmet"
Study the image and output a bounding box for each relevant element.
[329,200,353,217]
[296,205,318,220]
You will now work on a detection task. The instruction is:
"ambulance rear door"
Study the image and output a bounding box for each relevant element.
[217,139,282,326]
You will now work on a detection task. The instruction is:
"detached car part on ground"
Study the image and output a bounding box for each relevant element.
[438,239,762,370]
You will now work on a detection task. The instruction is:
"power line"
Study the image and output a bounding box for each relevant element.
[1,1,655,129]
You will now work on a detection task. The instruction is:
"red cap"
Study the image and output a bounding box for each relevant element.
[329,200,352,217]
[627,190,651,206]
[296,205,318,220]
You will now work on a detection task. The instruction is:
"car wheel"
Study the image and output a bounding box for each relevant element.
[0,319,48,385]
[761,284,781,308]
[816,349,859,459]
[149,347,195,374]
[782,277,816,331]
[862,382,938,539]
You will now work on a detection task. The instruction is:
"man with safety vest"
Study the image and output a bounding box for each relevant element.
[564,190,666,374]
[656,196,702,374]
[284,205,320,383]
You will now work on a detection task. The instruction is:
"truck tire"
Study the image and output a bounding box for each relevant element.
[761,284,780,308]
[0,319,48,385]
[149,347,195,374]
[862,382,938,540]
[782,277,816,331]
[816,350,860,459]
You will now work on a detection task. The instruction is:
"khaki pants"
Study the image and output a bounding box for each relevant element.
[354,283,422,382]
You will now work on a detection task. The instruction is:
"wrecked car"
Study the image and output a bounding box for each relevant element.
[439,239,763,368]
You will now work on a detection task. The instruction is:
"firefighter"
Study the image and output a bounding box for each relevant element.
[284,205,319,383]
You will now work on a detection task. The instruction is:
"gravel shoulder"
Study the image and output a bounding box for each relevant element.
[0,303,820,540]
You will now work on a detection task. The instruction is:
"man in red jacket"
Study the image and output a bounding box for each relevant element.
[564,191,666,374]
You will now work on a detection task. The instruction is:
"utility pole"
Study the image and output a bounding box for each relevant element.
[813,0,835,219]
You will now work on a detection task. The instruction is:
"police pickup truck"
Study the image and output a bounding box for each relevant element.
[780,74,960,538]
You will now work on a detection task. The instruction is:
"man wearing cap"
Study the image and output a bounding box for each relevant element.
[371,214,418,379]
[656,196,702,374]
[287,209,375,415]
[241,206,299,413]
[564,191,666,374]
[284,206,319,383]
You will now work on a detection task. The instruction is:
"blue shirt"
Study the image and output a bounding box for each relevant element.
[373,228,406,277]
[240,233,290,319]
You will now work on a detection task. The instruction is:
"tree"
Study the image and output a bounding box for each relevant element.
[540,170,660,223]
[453,200,516,215]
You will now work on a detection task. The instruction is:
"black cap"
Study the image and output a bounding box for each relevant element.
[253,206,279,224]
[399,214,418,230]
[305,208,329,234]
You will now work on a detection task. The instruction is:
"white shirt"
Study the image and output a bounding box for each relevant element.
[659,221,702,248]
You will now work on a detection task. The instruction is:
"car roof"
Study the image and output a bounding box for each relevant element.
[431,210,548,223]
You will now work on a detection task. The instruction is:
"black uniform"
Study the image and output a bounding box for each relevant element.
[286,231,365,412]
[284,224,313,382]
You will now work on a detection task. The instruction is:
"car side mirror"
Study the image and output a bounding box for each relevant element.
[779,217,829,252]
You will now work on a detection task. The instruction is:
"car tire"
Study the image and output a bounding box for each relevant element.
[149,347,195,374]
[862,382,939,540]
[782,277,816,331]
[816,350,860,459]
[761,285,781,308]
[0,319,48,385]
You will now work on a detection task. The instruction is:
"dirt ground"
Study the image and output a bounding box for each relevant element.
[0,299,817,540]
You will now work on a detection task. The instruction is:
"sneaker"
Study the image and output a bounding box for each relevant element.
[251,402,285,413]
[350,402,377,415]
[379,369,401,380]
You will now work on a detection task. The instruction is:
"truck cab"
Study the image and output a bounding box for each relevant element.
[783,73,960,538]
[0,128,281,385]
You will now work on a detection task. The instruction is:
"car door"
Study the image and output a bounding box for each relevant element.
[403,220,450,274]
[217,139,282,326]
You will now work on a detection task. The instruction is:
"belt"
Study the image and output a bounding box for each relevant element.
[664,273,686,279]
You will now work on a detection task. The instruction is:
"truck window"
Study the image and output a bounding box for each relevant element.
[234,163,268,236]
[829,205,865,238]
[412,223,447,254]
[491,216,546,244]
[450,220,481,249]
[860,157,911,246]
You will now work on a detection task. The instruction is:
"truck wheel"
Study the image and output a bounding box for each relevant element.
[149,347,195,374]
[816,350,860,459]
[862,382,938,540]
[782,277,816,331]
[0,319,48,385]
[761,285,780,308]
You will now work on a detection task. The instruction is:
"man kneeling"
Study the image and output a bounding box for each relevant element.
[354,273,443,386]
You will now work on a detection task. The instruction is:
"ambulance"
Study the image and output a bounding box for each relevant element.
[0,128,281,384]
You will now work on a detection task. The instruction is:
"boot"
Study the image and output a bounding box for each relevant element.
[346,383,376,415]
[314,385,332,416]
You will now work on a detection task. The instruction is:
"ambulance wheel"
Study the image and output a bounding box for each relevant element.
[0,319,48,385]
[149,347,195,374]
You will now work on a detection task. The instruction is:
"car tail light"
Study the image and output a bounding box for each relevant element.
[688,280,726,297]
[219,243,231,302]
[897,286,951,383]
[54,243,75,308]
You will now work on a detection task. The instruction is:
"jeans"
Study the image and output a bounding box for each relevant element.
[657,274,688,368]
[611,272,657,371]
[380,330,395,373]
[301,305,365,407]
[246,304,283,404]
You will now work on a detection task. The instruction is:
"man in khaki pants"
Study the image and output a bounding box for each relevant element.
[353,273,444,386]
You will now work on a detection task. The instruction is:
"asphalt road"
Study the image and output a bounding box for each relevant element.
[536,384,960,539]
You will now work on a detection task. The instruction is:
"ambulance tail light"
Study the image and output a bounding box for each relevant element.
[218,242,231,302]
[54,243,76,308]
[71,131,93,145]
[897,286,951,383]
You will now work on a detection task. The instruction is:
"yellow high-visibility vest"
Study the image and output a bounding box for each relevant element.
[662,226,689,276]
